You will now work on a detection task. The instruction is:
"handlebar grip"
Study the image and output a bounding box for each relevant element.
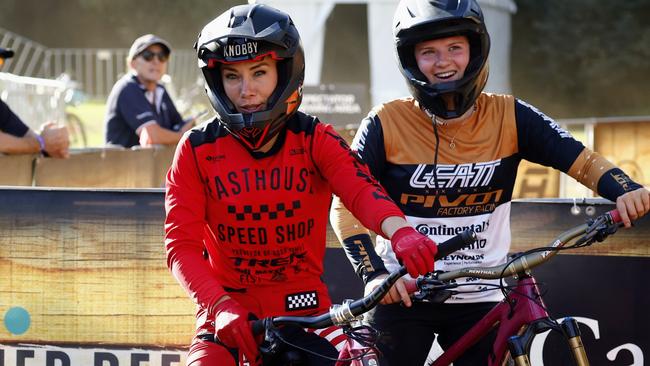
[404,279,418,294]
[401,230,475,295]
[607,209,622,224]
[435,229,477,260]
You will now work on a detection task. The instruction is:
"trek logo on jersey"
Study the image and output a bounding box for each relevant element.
[290,147,305,156]
[409,160,501,189]
[223,41,258,58]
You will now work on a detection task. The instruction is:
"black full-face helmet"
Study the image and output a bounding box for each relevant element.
[196,4,305,150]
[393,0,490,119]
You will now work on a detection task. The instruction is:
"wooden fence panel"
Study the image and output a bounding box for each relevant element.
[0,154,35,186]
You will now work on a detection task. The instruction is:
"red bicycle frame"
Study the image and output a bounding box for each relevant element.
[431,276,543,365]
[430,275,586,366]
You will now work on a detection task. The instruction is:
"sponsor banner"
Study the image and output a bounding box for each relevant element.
[531,255,649,364]
[0,344,186,366]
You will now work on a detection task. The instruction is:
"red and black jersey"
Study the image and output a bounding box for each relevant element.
[165,111,402,318]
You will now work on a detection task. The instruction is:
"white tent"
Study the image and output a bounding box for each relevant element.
[252,0,517,106]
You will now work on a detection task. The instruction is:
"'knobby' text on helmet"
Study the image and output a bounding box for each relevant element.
[393,0,490,119]
[196,4,305,150]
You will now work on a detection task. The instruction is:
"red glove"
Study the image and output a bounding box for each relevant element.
[213,298,259,363]
[391,226,438,278]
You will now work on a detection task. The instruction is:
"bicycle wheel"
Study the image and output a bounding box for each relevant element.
[64,112,88,147]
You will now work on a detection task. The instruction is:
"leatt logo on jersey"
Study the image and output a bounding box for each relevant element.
[409,160,501,189]
[223,41,259,58]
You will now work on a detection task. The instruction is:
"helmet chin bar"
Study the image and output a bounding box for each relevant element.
[233,124,272,151]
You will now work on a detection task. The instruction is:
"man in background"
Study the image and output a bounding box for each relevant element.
[0,47,70,158]
[104,34,193,148]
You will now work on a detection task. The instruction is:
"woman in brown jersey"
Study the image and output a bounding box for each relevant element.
[330,1,649,365]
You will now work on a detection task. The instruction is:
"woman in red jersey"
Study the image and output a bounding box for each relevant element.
[164,4,438,366]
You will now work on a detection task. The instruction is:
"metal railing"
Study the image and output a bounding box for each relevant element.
[1,27,198,99]
[0,72,66,131]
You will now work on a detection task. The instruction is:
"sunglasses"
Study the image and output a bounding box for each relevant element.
[139,50,168,62]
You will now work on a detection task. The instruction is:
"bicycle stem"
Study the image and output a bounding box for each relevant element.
[329,228,477,325]
[266,229,477,329]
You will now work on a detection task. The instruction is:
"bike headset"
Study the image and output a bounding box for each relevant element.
[393,0,490,120]
[195,3,305,151]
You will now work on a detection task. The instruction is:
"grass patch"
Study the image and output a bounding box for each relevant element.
[65,100,106,148]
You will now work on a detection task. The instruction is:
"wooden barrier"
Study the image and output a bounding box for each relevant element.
[25,146,175,188]
[1,146,176,189]
[0,188,192,348]
[33,148,155,188]
[0,154,36,186]
[1,188,648,348]
[595,121,650,186]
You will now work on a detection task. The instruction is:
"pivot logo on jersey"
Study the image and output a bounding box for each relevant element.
[401,189,503,216]
[409,160,501,189]
[223,41,259,58]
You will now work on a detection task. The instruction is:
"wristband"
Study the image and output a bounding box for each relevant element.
[36,135,46,155]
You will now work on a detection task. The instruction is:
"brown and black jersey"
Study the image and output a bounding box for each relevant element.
[332,93,640,303]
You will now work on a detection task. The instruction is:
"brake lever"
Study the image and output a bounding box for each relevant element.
[576,214,621,246]
[411,272,457,303]
[593,222,619,242]
[259,324,283,357]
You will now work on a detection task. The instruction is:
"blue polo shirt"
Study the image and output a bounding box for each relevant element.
[104,73,185,148]
[0,99,29,137]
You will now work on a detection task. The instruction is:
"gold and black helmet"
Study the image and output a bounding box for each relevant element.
[393,0,490,119]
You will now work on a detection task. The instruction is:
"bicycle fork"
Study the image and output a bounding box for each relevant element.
[507,317,589,366]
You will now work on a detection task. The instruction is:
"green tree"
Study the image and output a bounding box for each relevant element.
[512,0,650,118]
[0,0,241,49]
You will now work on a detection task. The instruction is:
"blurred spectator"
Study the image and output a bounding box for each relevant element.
[104,34,193,148]
[0,47,69,158]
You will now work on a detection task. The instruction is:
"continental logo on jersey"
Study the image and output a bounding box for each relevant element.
[409,161,501,189]
[401,189,502,216]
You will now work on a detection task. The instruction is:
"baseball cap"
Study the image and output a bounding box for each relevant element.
[128,34,171,61]
[0,47,15,59]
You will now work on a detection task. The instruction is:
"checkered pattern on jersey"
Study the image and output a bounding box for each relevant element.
[228,200,301,221]
[285,291,319,311]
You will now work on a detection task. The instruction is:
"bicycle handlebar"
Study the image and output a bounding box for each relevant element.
[433,209,621,284]
[252,209,622,335]
[252,228,477,335]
